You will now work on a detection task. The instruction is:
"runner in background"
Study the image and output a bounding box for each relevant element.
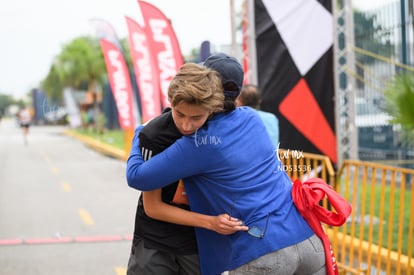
[18,105,32,145]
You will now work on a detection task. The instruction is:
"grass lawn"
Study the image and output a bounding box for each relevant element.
[365,184,412,256]
[72,128,126,150]
[342,182,413,256]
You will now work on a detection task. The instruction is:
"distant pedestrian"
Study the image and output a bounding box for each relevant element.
[18,105,32,145]
[236,84,279,148]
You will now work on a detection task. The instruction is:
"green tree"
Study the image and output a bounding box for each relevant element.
[41,36,106,101]
[42,64,64,102]
[0,94,17,115]
[120,38,132,68]
[384,72,414,144]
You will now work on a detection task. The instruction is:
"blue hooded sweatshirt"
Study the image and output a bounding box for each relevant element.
[127,107,314,275]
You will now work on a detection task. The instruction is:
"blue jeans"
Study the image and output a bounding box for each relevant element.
[228,234,326,275]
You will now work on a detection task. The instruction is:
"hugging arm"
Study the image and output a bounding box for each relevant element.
[126,126,201,191]
[126,126,248,234]
[143,189,249,235]
[126,126,145,189]
[126,126,171,190]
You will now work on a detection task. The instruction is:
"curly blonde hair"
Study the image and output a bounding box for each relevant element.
[168,63,224,113]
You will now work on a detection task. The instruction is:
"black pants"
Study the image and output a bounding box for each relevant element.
[127,237,201,275]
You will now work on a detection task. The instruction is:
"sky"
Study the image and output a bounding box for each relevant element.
[0,0,395,99]
[0,0,241,98]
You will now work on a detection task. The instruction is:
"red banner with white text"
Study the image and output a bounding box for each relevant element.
[125,16,162,123]
[100,39,135,130]
[138,1,184,109]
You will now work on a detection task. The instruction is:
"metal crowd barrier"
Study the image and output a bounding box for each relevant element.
[279,150,414,275]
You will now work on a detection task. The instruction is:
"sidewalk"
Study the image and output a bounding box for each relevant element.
[63,129,128,161]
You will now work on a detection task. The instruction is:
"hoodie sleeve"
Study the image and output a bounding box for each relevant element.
[126,129,204,191]
[125,125,145,188]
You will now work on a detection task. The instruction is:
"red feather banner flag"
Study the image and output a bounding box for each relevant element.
[241,0,251,85]
[91,18,139,129]
[138,0,184,109]
[90,18,123,51]
[125,16,162,123]
[100,39,135,130]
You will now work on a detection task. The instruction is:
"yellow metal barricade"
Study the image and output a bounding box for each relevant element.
[279,151,414,274]
[278,148,335,185]
[335,160,414,275]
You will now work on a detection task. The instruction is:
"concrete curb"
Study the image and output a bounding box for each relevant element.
[63,129,128,161]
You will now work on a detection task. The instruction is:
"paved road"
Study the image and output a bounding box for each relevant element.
[0,119,139,275]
